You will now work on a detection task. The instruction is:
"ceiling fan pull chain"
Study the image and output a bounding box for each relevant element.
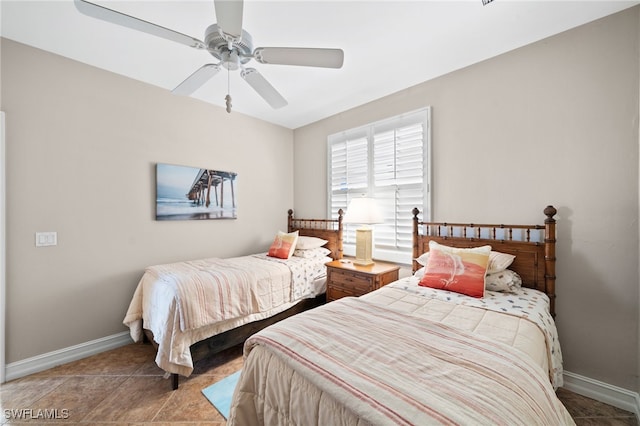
[225,67,232,113]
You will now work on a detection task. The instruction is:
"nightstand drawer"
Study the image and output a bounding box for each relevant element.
[327,285,359,300]
[329,270,372,293]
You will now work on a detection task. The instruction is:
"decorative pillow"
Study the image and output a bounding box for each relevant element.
[487,251,516,274]
[417,250,514,274]
[418,241,491,298]
[485,269,522,293]
[267,231,299,259]
[293,247,332,259]
[295,236,329,250]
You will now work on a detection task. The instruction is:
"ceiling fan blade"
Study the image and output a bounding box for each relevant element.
[241,68,287,109]
[214,0,244,39]
[74,0,205,49]
[254,47,344,68]
[172,64,221,95]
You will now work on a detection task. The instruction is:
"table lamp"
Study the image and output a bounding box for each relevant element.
[343,197,383,265]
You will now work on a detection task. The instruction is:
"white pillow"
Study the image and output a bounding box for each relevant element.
[293,247,332,259]
[485,269,522,293]
[296,236,329,250]
[487,251,516,274]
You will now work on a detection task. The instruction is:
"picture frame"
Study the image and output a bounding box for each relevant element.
[155,163,237,220]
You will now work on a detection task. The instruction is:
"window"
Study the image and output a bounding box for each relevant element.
[328,108,431,264]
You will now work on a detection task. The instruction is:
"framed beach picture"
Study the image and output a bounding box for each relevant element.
[155,163,237,220]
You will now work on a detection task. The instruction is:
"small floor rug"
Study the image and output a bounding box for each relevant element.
[202,370,242,420]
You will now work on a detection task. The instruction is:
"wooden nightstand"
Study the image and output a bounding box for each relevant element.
[325,259,400,301]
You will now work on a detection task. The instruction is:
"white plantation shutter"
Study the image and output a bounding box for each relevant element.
[328,108,431,262]
[373,121,425,252]
[329,133,369,246]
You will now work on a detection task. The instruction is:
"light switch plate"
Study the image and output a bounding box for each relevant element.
[35,231,57,247]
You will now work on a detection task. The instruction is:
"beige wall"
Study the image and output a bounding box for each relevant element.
[294,7,640,391]
[1,38,294,363]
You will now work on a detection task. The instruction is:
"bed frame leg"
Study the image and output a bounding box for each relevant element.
[171,373,179,390]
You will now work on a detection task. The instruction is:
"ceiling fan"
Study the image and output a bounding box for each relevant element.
[74,0,345,112]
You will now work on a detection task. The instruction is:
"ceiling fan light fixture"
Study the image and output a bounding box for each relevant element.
[221,51,240,71]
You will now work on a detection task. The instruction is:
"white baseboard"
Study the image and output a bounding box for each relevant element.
[4,331,133,382]
[563,370,640,418]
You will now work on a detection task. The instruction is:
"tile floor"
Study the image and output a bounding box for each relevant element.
[0,342,637,425]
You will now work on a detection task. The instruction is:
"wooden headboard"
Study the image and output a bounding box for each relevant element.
[288,209,344,260]
[412,206,558,317]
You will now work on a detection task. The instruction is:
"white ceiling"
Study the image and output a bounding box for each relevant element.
[2,0,638,129]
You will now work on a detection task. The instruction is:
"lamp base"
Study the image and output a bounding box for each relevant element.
[354,228,374,266]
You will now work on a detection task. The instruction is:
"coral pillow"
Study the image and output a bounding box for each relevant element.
[416,250,514,274]
[419,241,491,298]
[268,231,299,259]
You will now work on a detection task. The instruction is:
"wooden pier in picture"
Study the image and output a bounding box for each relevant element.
[187,169,237,209]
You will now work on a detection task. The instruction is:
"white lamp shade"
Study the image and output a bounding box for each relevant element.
[343,198,383,225]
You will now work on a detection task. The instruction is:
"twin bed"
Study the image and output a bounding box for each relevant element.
[123,209,344,389]
[225,205,574,425]
[123,205,573,424]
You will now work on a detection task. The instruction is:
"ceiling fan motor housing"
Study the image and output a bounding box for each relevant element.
[204,24,253,66]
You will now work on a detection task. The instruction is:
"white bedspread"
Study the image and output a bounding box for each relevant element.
[229,295,573,425]
[364,276,564,387]
[122,253,329,376]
